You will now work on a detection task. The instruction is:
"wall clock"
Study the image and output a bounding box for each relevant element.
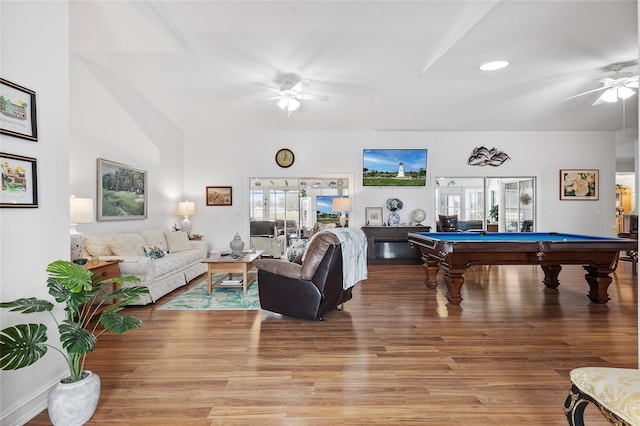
[275,148,295,168]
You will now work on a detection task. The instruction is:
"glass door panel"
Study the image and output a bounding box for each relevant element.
[436,176,536,232]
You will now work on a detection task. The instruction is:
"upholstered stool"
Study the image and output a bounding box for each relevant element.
[564,367,640,426]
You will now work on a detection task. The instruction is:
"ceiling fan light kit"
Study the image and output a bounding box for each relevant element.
[568,61,639,106]
[255,73,328,116]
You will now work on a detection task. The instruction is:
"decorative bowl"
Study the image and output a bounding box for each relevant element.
[72,258,88,266]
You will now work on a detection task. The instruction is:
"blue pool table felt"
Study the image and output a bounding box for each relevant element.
[413,232,625,242]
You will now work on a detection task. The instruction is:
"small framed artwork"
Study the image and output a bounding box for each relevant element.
[0,78,38,141]
[0,152,38,207]
[97,158,147,220]
[206,186,232,206]
[559,169,599,200]
[365,207,384,226]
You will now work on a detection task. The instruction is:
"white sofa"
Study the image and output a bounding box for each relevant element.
[83,229,208,305]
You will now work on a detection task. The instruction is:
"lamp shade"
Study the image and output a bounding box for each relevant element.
[70,197,95,224]
[332,197,351,212]
[177,201,196,217]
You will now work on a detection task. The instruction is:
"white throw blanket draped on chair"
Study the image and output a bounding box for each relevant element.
[323,228,368,289]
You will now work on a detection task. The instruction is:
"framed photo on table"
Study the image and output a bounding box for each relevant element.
[0,78,38,141]
[97,158,147,220]
[0,152,38,207]
[206,186,232,206]
[365,207,384,226]
[559,169,599,200]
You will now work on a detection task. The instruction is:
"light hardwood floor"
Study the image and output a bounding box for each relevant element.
[27,263,637,425]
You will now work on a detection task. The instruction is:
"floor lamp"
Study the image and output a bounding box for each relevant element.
[332,197,351,228]
[70,196,95,260]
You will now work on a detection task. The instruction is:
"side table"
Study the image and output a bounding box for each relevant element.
[86,259,121,281]
[85,260,122,313]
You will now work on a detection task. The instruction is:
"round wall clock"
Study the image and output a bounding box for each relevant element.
[275,148,295,168]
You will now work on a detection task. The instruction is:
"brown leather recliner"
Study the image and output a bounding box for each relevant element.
[254,232,353,321]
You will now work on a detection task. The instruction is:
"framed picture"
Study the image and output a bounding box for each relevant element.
[0,152,38,207]
[365,207,384,226]
[363,149,427,186]
[97,158,147,220]
[0,78,38,141]
[206,186,232,206]
[559,169,599,200]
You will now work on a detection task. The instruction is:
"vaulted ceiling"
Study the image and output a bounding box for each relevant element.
[70,1,638,135]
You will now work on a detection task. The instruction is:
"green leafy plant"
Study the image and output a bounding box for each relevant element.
[489,204,499,222]
[0,260,148,382]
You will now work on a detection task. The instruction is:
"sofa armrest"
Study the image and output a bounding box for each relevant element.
[189,240,209,257]
[255,259,302,280]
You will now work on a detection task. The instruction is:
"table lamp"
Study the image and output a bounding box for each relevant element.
[177,201,196,236]
[70,196,95,260]
[332,197,351,228]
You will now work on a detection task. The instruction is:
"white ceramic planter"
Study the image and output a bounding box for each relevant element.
[48,370,101,426]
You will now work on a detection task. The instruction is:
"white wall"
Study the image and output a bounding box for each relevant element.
[69,53,186,235]
[184,130,617,251]
[0,2,70,425]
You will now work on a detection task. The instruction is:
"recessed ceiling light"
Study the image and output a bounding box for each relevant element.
[479,60,510,71]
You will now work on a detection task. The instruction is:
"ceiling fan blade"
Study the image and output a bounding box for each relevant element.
[625,76,639,88]
[253,82,281,93]
[592,96,606,106]
[253,96,282,103]
[297,94,329,101]
[564,86,608,101]
[290,79,310,93]
[597,77,618,85]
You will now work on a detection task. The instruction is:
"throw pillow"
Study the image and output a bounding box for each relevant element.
[143,244,166,259]
[84,237,113,256]
[110,233,146,256]
[139,229,168,248]
[164,231,191,253]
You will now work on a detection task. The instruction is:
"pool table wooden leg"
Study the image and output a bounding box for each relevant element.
[422,259,439,289]
[541,264,562,289]
[440,263,465,305]
[583,266,612,304]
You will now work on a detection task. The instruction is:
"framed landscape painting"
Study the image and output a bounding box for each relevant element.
[97,158,147,220]
[206,186,232,206]
[0,152,38,207]
[0,78,38,141]
[559,169,599,200]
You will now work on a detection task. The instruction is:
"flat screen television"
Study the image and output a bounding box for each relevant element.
[363,149,427,186]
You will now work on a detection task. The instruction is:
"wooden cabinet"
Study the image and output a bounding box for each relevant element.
[361,226,431,264]
[85,260,121,312]
[86,259,121,280]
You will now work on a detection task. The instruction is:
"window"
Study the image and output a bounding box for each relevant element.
[436,177,536,232]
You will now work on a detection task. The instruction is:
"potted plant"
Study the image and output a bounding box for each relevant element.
[489,204,499,222]
[0,260,148,425]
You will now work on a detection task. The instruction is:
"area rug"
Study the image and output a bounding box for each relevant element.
[158,274,260,311]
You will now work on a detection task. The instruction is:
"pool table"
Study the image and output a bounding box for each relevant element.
[407,232,637,305]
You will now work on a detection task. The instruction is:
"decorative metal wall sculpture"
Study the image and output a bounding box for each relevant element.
[468,146,510,166]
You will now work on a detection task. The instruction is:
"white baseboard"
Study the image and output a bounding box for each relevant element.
[1,376,60,426]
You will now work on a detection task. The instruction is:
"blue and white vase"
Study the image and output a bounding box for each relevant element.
[387,212,401,226]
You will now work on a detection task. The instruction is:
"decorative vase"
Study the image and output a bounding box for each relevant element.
[48,370,101,426]
[387,212,401,226]
[230,233,245,256]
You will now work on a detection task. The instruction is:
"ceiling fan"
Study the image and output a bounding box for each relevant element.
[567,62,639,106]
[254,74,329,116]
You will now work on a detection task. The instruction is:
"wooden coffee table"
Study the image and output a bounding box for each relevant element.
[202,250,263,294]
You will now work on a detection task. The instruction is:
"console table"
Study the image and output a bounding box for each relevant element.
[361,226,431,264]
